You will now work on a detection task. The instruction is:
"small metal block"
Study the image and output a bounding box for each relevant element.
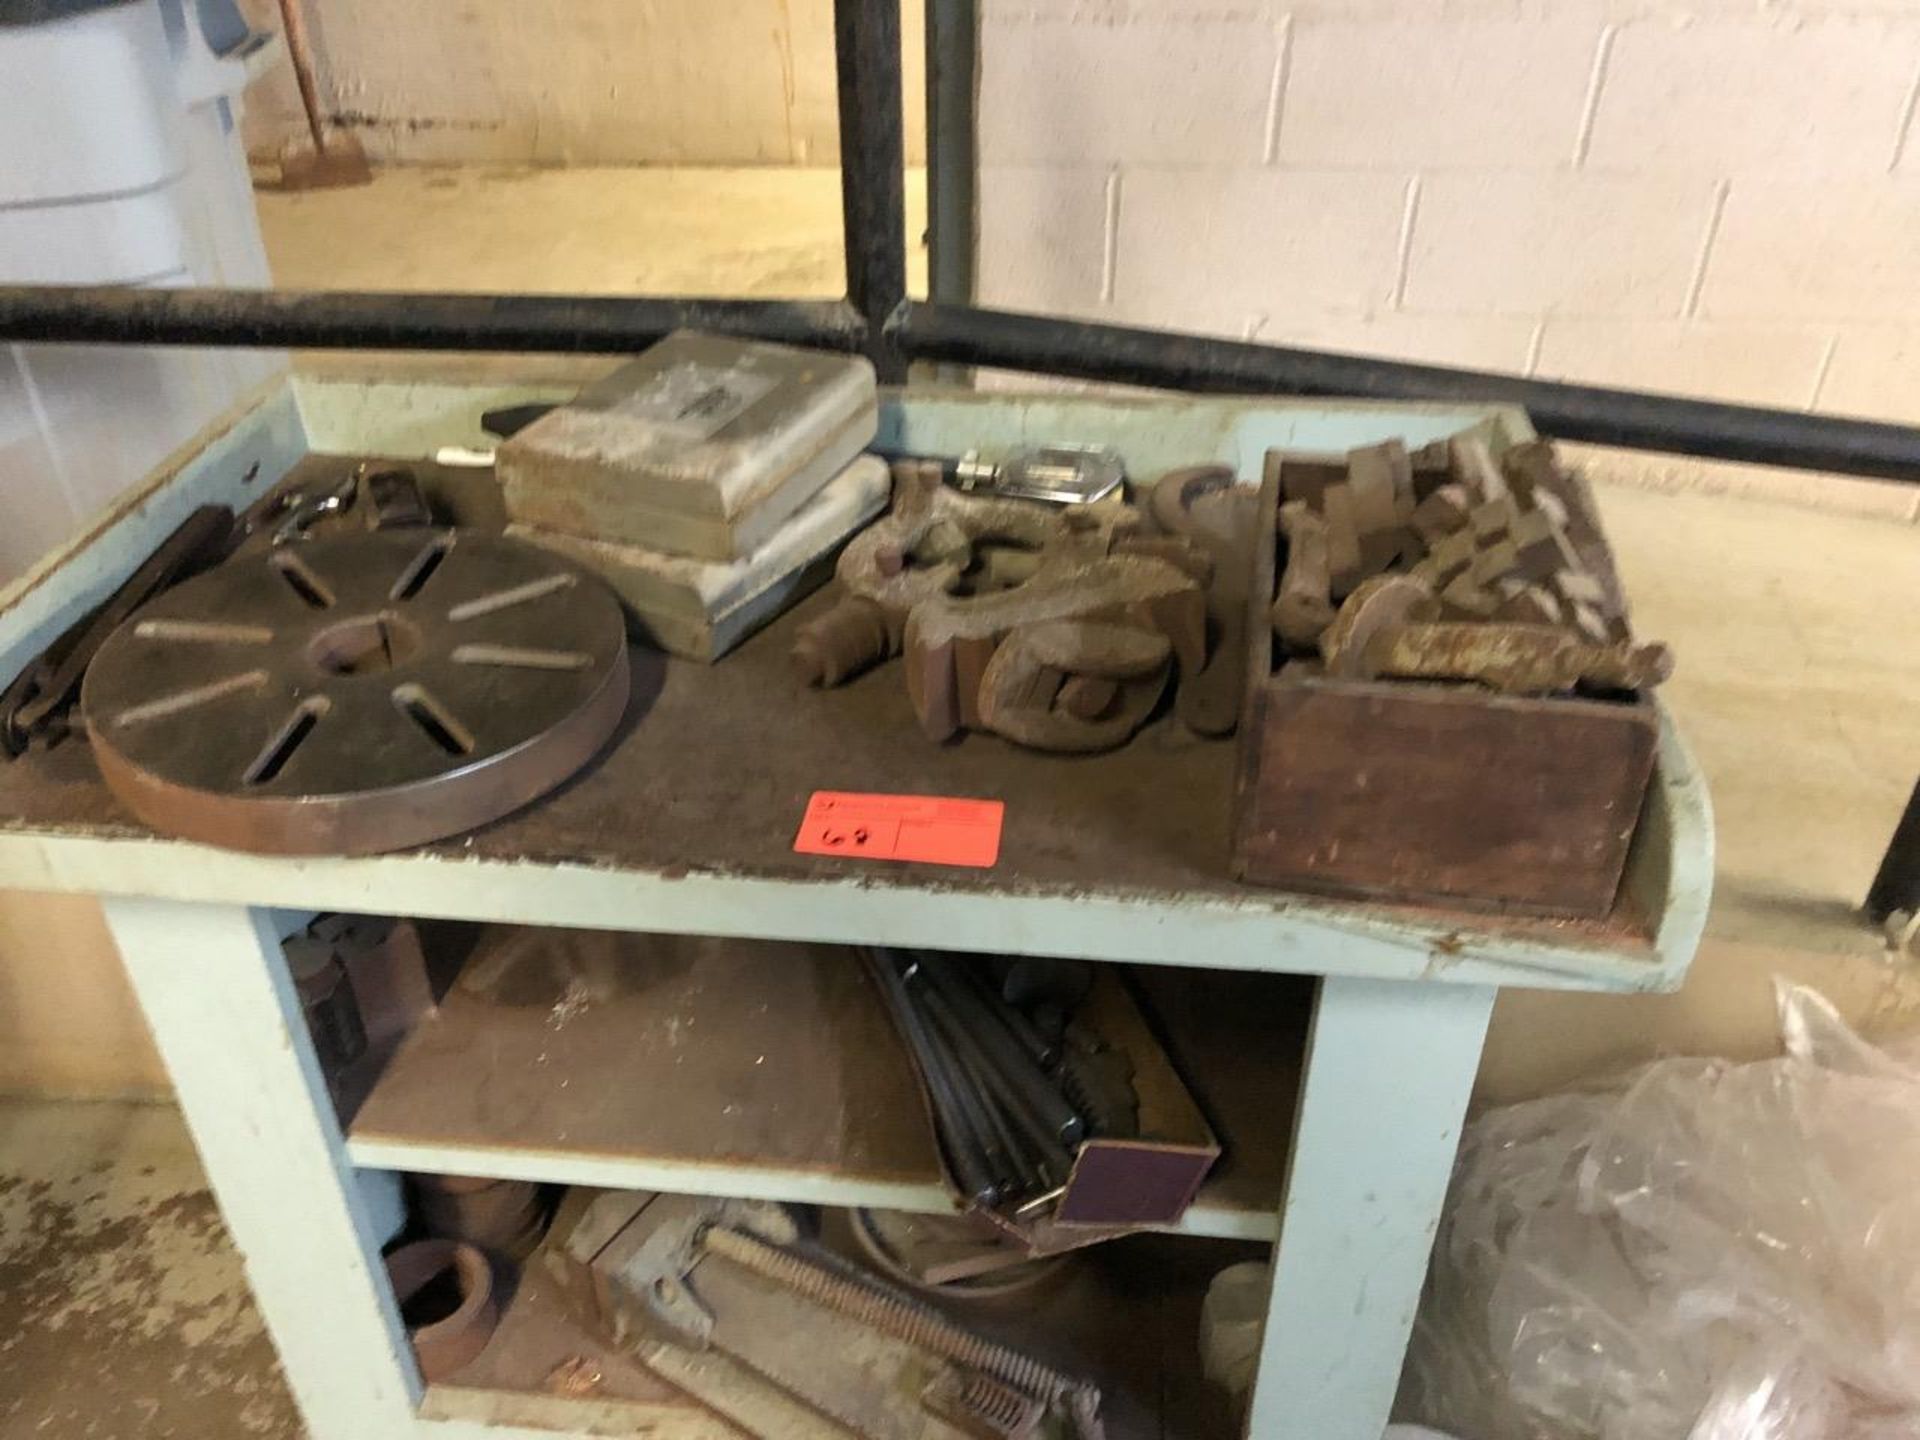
[1492,580,1563,625]
[1567,600,1612,643]
[1439,573,1500,618]
[1280,458,1347,509]
[1423,530,1477,584]
[1507,508,1571,581]
[1554,568,1609,608]
[1447,433,1509,502]
[1467,497,1515,542]
[1346,443,1406,536]
[1410,485,1470,546]
[1467,539,1520,588]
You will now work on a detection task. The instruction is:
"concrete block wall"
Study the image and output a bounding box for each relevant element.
[976,0,1920,433]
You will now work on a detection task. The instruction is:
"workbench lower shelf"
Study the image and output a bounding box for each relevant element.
[339,922,1311,1243]
[416,1211,1255,1440]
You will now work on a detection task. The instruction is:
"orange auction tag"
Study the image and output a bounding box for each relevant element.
[793,791,1004,869]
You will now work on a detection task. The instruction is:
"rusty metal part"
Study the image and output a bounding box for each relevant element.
[1,503,236,756]
[1369,622,1675,694]
[285,939,367,1080]
[1324,576,1672,692]
[1111,531,1211,586]
[926,1370,1047,1438]
[411,1173,548,1260]
[1492,578,1564,625]
[1145,464,1229,535]
[360,465,435,530]
[1271,501,1337,652]
[791,593,892,686]
[975,618,1170,752]
[1145,464,1255,736]
[544,1356,605,1397]
[793,464,1065,686]
[80,530,629,855]
[1409,483,1470,547]
[273,470,358,545]
[638,1342,851,1440]
[552,1191,1105,1440]
[553,1190,800,1348]
[1448,431,1508,501]
[1319,574,1440,680]
[798,462,1214,751]
[904,552,1205,750]
[1343,440,1414,574]
[234,483,318,551]
[703,1226,1105,1438]
[385,1239,498,1382]
[848,1209,1071,1299]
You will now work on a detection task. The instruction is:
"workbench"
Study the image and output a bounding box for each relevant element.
[0,373,1713,1440]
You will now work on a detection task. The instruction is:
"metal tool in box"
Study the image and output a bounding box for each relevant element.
[548,1189,1106,1440]
[863,948,1136,1219]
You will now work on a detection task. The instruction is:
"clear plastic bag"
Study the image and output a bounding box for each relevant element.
[1401,981,1920,1440]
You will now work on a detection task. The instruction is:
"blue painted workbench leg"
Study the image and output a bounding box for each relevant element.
[1245,976,1495,1440]
[101,898,420,1440]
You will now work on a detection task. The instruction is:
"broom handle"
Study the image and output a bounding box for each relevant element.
[276,0,330,152]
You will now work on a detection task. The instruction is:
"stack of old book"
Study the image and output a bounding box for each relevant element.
[498,330,886,661]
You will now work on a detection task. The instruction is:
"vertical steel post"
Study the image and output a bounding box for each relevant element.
[925,0,978,309]
[835,0,910,381]
[1867,779,1920,923]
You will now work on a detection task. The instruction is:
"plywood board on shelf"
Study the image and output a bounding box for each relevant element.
[352,928,944,1197]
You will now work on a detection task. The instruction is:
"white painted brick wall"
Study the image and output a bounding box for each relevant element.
[1820,329,1920,421]
[1585,19,1920,175]
[1277,19,1601,168]
[1285,314,1539,369]
[978,167,1113,313]
[1406,173,1718,316]
[1533,320,1833,406]
[1114,169,1408,320]
[974,0,1920,456]
[979,16,1280,166]
[1700,180,1920,322]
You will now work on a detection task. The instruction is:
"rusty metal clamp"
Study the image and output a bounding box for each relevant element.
[905,551,1206,752]
[792,460,1125,688]
[797,462,1214,752]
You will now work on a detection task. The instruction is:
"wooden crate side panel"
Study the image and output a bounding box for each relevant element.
[1235,679,1658,917]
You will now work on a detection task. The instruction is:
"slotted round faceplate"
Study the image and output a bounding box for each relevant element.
[80,529,630,856]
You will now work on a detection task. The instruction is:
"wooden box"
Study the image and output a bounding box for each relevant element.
[1231,454,1660,920]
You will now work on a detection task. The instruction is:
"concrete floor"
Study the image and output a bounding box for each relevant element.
[0,1099,299,1440]
[1478,481,1920,1099]
[5,163,1919,1439]
[257,165,931,299]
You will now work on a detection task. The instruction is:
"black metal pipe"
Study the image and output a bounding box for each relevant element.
[16,281,1920,482]
[0,286,865,355]
[925,0,977,310]
[834,0,909,381]
[1867,780,1920,923]
[895,302,1920,483]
